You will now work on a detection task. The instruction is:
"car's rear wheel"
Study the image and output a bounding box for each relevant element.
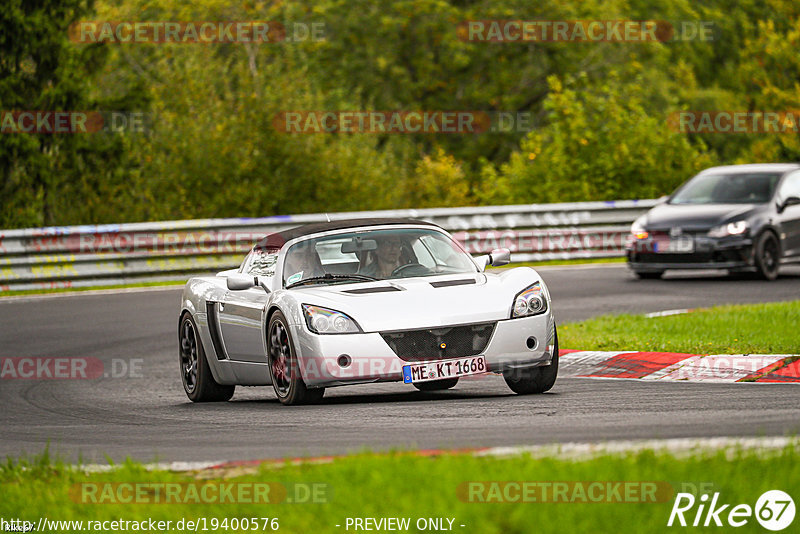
[503,325,559,395]
[267,310,324,405]
[179,313,235,402]
[634,271,663,279]
[753,231,780,281]
[413,378,458,391]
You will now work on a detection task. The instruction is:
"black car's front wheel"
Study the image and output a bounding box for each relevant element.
[179,313,235,402]
[753,231,780,281]
[503,325,559,395]
[267,310,324,405]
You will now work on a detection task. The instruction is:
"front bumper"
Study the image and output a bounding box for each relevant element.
[291,313,556,387]
[627,235,755,272]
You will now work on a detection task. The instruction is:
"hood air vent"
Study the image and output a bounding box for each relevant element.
[430,278,476,288]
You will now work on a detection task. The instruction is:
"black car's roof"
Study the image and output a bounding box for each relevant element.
[256,218,440,249]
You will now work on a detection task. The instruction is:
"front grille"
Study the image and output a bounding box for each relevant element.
[381,322,496,362]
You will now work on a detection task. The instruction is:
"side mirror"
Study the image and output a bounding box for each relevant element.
[779,196,800,213]
[474,248,511,271]
[473,255,490,272]
[488,248,511,267]
[227,273,257,291]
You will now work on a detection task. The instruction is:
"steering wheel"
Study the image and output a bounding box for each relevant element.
[391,263,429,277]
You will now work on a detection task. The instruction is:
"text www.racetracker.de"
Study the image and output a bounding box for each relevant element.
[0,517,280,532]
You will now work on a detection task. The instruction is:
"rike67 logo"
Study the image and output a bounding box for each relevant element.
[668,490,795,530]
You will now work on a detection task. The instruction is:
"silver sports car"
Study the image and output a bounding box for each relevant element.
[178,218,558,405]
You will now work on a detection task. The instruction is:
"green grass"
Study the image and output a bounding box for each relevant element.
[2,446,798,533]
[0,279,186,298]
[560,300,800,354]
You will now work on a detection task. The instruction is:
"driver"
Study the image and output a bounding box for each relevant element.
[360,235,404,278]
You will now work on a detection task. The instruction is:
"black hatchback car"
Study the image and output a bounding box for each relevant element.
[627,163,800,280]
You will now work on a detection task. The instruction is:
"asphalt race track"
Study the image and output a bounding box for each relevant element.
[1,263,799,463]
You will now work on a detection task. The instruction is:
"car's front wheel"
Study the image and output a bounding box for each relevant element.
[179,313,235,402]
[753,231,780,281]
[413,378,458,391]
[503,325,559,395]
[267,310,325,405]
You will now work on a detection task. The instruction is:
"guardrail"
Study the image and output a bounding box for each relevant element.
[0,199,657,291]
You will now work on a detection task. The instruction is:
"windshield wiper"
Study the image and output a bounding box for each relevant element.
[286,273,379,289]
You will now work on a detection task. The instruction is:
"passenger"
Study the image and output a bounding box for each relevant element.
[284,242,325,284]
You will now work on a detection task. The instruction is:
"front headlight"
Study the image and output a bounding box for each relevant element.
[631,216,649,240]
[302,304,362,334]
[511,282,548,318]
[708,220,748,238]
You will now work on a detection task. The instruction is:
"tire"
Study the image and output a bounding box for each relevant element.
[413,378,458,391]
[179,313,235,402]
[753,231,780,281]
[503,325,559,395]
[267,310,325,405]
[634,271,663,279]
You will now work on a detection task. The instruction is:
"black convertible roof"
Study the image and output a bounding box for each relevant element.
[256,218,440,249]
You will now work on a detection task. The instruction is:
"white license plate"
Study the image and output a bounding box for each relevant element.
[403,355,487,384]
[655,237,694,253]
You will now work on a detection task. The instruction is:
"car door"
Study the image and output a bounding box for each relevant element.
[218,286,270,363]
[775,170,800,257]
[217,247,278,363]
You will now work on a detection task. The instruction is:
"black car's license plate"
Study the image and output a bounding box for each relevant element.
[654,237,694,253]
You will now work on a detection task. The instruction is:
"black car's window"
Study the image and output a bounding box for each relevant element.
[670,172,781,204]
[777,171,800,202]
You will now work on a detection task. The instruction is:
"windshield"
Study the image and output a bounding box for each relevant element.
[282,228,476,287]
[669,172,780,205]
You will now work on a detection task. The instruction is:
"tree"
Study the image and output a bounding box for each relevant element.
[0,0,144,228]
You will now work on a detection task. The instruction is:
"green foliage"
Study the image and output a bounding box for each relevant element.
[405,148,470,208]
[3,0,800,228]
[0,0,144,227]
[479,72,715,204]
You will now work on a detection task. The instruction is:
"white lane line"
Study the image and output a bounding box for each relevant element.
[72,436,798,473]
[530,262,625,271]
[0,284,183,303]
[475,436,797,459]
[643,308,691,318]
[80,460,222,473]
